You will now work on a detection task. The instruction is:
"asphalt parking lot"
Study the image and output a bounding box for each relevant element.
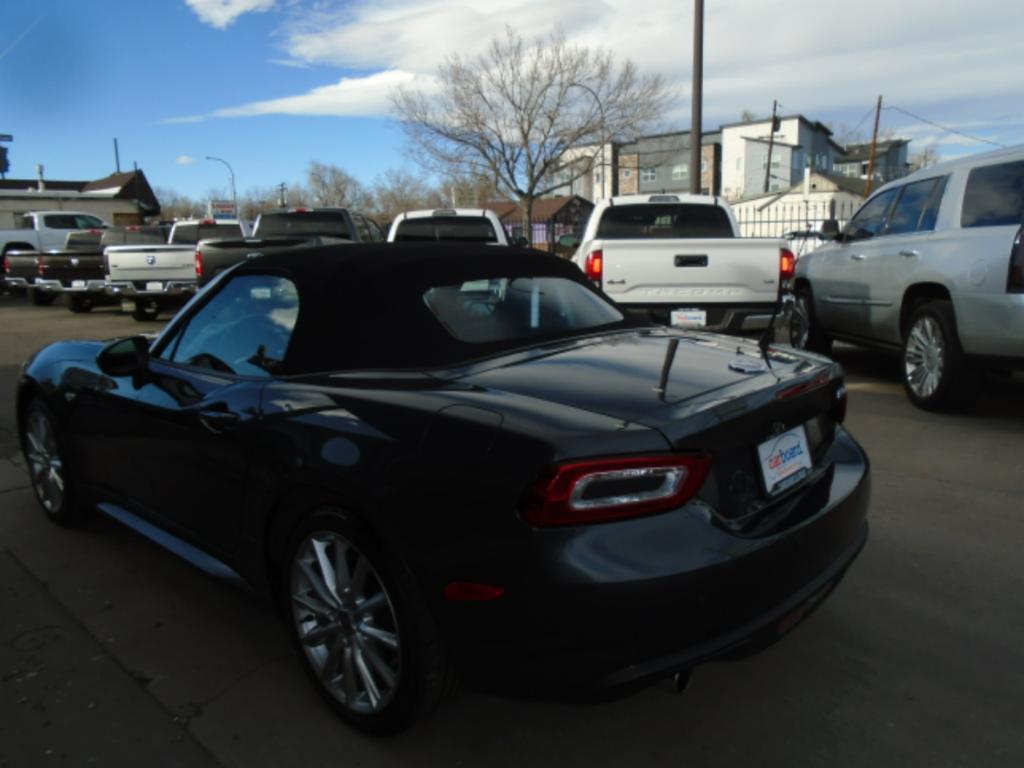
[1,291,1022,767]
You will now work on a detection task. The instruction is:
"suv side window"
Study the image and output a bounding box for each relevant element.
[961,160,1024,228]
[160,275,300,378]
[844,189,899,241]
[885,177,946,235]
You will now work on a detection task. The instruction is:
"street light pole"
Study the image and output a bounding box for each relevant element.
[205,155,237,220]
[569,81,609,199]
[690,0,704,195]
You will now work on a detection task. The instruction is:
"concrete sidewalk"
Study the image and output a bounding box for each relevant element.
[0,546,220,767]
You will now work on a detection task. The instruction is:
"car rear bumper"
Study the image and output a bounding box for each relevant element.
[106,280,197,297]
[620,302,782,333]
[62,279,108,294]
[439,426,870,699]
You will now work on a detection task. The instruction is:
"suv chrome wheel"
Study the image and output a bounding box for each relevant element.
[290,530,402,715]
[904,315,945,399]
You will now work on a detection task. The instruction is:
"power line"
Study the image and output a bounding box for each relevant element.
[883,105,1006,148]
[849,105,877,139]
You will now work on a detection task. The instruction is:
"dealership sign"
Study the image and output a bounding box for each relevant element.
[208,200,236,220]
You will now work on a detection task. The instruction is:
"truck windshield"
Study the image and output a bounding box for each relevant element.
[596,204,734,239]
[393,216,499,243]
[257,213,351,239]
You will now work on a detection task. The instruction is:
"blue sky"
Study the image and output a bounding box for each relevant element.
[2,0,1022,200]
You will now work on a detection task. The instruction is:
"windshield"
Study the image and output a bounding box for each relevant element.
[596,204,734,239]
[257,212,351,239]
[393,216,499,243]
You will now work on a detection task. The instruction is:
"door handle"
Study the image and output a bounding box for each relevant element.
[850,253,866,261]
[899,250,919,258]
[197,407,240,433]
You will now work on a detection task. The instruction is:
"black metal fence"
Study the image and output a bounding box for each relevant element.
[734,199,859,239]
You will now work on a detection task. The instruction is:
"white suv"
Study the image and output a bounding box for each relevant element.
[792,145,1024,411]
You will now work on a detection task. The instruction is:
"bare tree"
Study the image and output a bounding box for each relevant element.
[153,186,201,220]
[371,169,446,224]
[909,145,941,171]
[307,161,373,210]
[392,27,668,242]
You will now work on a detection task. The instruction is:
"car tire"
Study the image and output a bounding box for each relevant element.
[132,299,160,321]
[21,398,87,525]
[901,300,977,412]
[65,294,95,313]
[29,288,57,307]
[284,509,453,735]
[790,287,833,355]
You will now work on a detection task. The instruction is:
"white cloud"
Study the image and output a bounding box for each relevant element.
[267,57,308,68]
[185,0,275,29]
[189,0,1024,147]
[213,69,437,118]
[176,155,198,165]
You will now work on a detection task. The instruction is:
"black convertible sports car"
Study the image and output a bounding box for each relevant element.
[18,243,869,733]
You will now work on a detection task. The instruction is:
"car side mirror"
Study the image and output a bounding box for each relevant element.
[97,336,150,378]
[820,219,840,240]
[513,235,530,247]
[557,234,581,250]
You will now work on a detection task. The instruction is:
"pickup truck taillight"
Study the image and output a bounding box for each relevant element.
[1008,226,1024,293]
[523,454,712,526]
[780,248,796,281]
[36,255,46,276]
[195,248,204,277]
[585,249,603,287]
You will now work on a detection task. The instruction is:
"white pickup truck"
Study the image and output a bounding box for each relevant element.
[566,194,794,334]
[1,210,108,257]
[105,219,245,320]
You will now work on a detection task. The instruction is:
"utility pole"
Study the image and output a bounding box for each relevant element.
[114,138,121,173]
[864,95,883,196]
[763,99,779,194]
[689,0,704,195]
[277,182,287,207]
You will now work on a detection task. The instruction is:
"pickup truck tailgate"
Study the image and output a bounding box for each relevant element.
[599,238,782,305]
[105,245,197,282]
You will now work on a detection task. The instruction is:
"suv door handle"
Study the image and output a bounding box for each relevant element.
[850,253,866,261]
[899,250,919,258]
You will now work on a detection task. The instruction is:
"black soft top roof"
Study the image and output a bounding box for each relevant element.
[229,242,624,373]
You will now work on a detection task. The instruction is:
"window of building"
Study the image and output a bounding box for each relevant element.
[701,159,708,172]
[621,168,633,178]
[640,168,657,182]
[672,164,688,180]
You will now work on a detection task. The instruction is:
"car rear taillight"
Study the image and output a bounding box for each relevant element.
[195,248,203,277]
[36,256,45,276]
[200,219,216,225]
[1007,226,1024,293]
[584,249,603,287]
[523,455,711,527]
[2,256,9,274]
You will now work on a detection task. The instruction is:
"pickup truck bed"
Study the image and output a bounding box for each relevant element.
[196,236,338,287]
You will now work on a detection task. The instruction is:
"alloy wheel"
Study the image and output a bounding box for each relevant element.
[904,315,945,399]
[790,295,811,348]
[290,531,402,715]
[25,407,64,514]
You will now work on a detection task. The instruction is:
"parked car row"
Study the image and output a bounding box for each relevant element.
[788,144,1024,411]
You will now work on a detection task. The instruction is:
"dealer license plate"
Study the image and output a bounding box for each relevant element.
[670,308,706,328]
[71,280,86,289]
[146,281,163,292]
[757,424,813,496]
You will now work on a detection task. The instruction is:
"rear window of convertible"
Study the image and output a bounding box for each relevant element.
[423,276,623,343]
